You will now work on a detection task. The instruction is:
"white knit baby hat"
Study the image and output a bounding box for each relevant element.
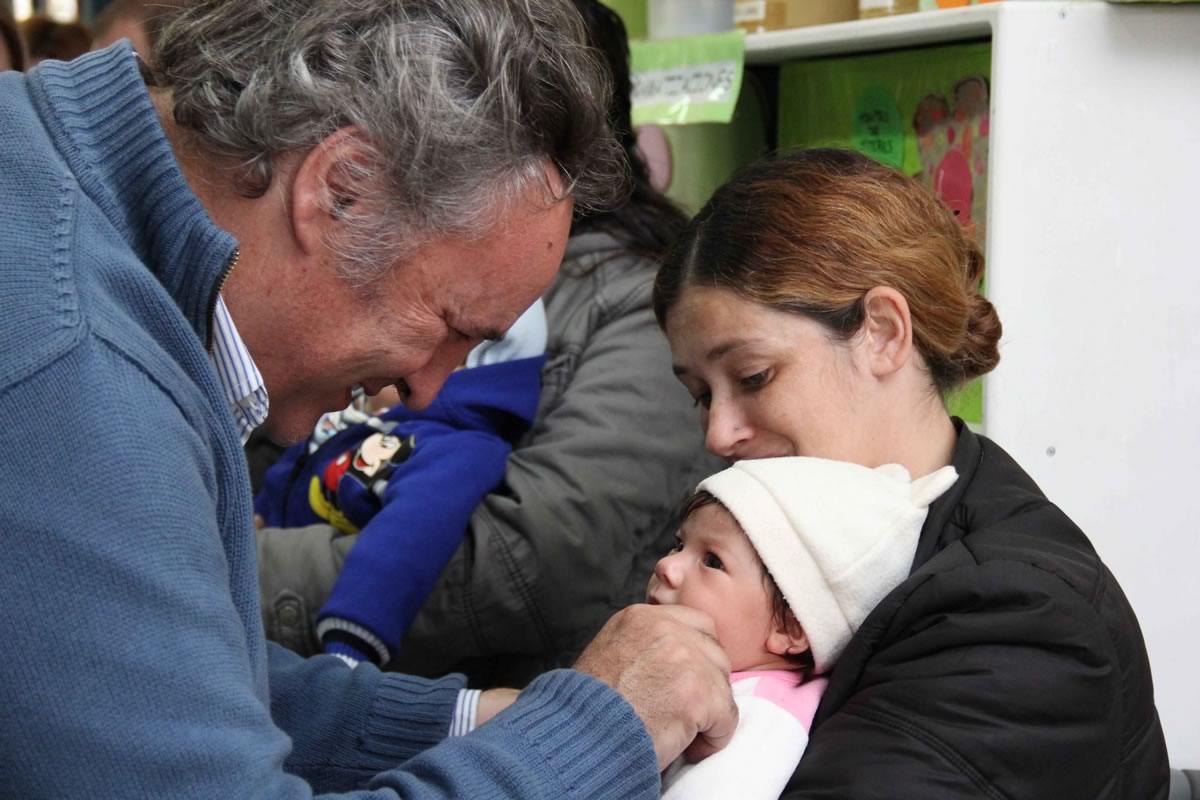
[697,457,958,674]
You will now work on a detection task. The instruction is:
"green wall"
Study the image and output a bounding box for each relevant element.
[600,0,648,41]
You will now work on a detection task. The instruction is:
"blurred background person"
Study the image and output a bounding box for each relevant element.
[92,0,189,63]
[21,13,90,65]
[1,3,25,71]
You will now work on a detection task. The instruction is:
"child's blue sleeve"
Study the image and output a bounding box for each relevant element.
[316,427,512,666]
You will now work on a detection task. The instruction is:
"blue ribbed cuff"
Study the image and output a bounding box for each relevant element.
[317,616,390,666]
[359,671,467,766]
[498,670,659,800]
[323,641,368,668]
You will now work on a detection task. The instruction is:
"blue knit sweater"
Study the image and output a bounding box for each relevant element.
[0,44,658,799]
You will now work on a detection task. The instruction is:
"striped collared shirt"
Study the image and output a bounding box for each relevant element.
[208,295,269,443]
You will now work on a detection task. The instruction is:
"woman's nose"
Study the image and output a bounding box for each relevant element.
[703,401,751,460]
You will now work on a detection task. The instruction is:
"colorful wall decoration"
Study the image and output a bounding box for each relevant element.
[777,41,991,424]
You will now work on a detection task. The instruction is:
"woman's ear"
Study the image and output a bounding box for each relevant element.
[288,127,372,257]
[766,611,809,659]
[861,286,914,379]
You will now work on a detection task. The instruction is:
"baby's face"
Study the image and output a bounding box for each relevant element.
[646,503,783,672]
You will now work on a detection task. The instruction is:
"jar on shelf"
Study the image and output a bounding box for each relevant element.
[648,0,736,39]
[736,0,858,33]
[858,0,918,19]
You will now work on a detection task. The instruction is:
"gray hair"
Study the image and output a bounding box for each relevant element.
[154,0,626,284]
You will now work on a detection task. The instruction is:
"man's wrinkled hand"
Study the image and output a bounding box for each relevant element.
[574,604,737,770]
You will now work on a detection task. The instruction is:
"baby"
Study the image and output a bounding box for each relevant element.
[649,457,958,799]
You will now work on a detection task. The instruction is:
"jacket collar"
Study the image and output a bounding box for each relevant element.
[910,418,984,572]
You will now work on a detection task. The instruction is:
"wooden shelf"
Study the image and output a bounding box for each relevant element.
[743,3,1002,63]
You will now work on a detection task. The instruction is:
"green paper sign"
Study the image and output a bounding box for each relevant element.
[853,86,905,170]
[630,31,746,126]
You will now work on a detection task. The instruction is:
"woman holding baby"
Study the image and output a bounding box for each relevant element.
[651,147,1167,798]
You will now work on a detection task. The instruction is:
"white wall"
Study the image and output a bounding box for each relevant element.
[986,2,1200,766]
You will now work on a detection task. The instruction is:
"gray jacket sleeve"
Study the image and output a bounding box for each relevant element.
[258,522,353,658]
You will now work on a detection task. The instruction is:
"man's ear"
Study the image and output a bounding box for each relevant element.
[289,127,372,257]
[860,286,914,379]
[766,611,809,659]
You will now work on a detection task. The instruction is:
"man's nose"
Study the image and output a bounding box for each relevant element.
[397,340,477,411]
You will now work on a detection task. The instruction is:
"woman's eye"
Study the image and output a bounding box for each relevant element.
[692,391,712,409]
[740,370,769,390]
[702,552,723,570]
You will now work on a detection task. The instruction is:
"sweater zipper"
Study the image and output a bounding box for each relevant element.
[206,246,240,351]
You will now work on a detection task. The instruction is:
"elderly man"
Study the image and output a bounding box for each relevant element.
[0,1,735,797]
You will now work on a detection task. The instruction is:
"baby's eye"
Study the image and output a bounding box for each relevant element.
[669,538,684,554]
[702,552,723,570]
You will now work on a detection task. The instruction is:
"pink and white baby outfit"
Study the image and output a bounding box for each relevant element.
[661,671,826,799]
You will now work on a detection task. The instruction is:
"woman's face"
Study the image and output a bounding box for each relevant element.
[665,286,872,464]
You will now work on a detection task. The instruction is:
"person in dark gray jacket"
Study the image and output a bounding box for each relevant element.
[256,0,722,688]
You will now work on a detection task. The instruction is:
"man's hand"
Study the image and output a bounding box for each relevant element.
[573,604,737,770]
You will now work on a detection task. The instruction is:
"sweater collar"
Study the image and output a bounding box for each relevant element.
[25,42,238,346]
